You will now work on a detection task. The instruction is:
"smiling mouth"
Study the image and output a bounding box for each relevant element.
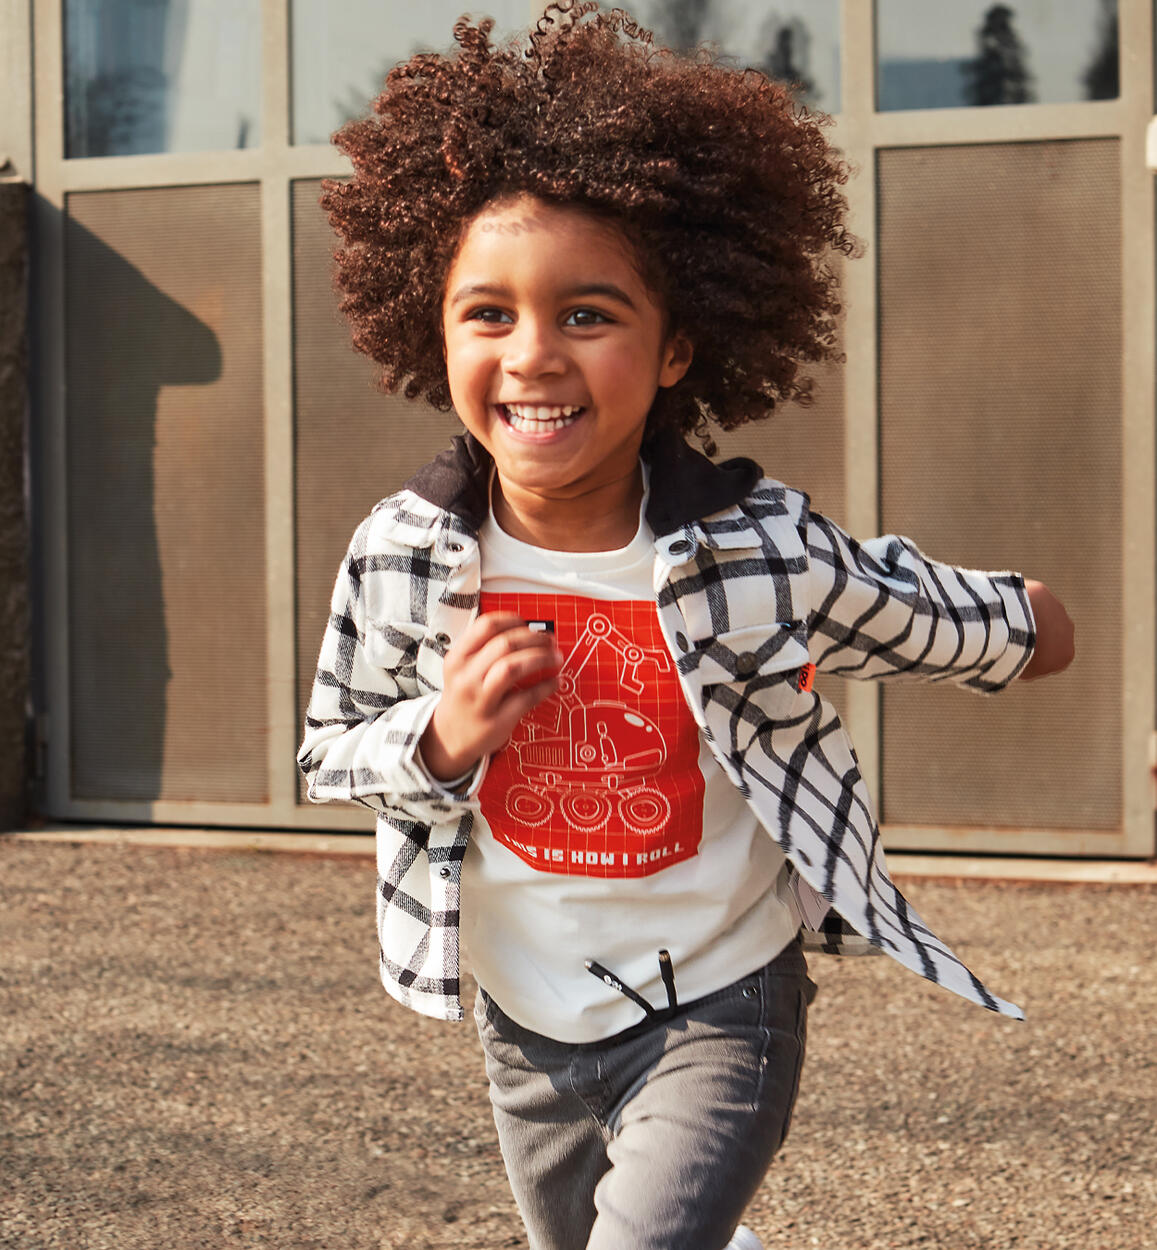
[498,403,585,434]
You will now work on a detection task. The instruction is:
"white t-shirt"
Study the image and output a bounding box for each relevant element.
[460,491,801,1042]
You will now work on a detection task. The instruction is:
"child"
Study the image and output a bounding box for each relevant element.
[298,6,1075,1248]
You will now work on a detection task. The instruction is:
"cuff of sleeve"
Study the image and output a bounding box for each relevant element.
[984,573,1037,690]
[414,743,487,799]
[303,692,490,819]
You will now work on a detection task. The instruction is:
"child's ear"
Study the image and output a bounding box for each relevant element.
[658,332,693,388]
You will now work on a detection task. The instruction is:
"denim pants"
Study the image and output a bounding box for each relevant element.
[474,939,815,1250]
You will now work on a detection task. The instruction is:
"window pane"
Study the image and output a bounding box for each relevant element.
[639,0,840,113]
[291,2,529,147]
[66,184,267,802]
[877,0,1119,111]
[877,140,1121,829]
[64,0,261,158]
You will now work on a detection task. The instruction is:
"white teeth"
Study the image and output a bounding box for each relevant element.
[504,404,582,420]
[501,403,584,433]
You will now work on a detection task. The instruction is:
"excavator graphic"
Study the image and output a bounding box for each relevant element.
[504,613,673,835]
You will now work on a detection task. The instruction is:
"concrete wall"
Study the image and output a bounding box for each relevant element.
[0,179,29,829]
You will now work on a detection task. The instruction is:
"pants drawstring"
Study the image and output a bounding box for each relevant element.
[584,949,678,1018]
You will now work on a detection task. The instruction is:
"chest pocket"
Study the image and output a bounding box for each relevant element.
[661,495,810,646]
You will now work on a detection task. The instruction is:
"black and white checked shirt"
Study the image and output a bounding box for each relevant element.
[299,433,1035,1023]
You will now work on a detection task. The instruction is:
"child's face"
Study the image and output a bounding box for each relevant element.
[441,196,691,515]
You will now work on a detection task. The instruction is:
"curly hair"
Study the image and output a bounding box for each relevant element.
[322,1,854,449]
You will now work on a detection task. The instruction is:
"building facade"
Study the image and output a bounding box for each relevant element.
[2,0,1153,856]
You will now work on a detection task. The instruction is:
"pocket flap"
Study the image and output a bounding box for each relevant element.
[684,622,810,685]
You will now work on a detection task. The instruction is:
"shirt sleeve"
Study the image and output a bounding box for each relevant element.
[804,509,1036,692]
[296,518,484,821]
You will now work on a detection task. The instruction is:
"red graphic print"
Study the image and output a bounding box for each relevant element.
[480,593,705,877]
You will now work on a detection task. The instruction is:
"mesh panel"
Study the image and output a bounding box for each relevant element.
[65,185,267,803]
[877,140,1121,831]
[292,180,462,795]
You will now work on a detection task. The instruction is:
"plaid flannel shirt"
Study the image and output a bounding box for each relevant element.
[299,433,1035,1023]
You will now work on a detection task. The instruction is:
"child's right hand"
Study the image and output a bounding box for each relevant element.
[420,613,563,783]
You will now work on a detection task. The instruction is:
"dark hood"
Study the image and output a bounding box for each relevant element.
[401,430,763,537]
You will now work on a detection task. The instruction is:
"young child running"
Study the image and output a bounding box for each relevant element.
[298,6,1075,1248]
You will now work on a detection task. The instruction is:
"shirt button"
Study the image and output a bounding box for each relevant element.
[735,652,758,677]
[438,865,452,879]
[675,631,689,651]
[742,985,758,1000]
[668,538,693,556]
[434,633,451,646]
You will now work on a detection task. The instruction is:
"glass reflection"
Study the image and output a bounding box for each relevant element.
[877,0,1118,111]
[641,0,840,112]
[291,1,528,146]
[65,0,262,158]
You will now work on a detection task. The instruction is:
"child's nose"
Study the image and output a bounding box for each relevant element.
[502,319,566,377]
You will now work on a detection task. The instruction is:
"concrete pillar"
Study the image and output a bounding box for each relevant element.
[0,177,29,829]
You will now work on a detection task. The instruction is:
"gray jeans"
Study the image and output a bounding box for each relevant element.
[474,939,815,1250]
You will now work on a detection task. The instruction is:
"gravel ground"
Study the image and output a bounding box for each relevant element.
[2,839,1154,1250]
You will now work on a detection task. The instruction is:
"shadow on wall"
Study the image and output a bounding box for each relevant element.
[59,199,221,804]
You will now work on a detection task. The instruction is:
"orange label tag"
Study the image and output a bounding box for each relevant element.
[797,663,816,693]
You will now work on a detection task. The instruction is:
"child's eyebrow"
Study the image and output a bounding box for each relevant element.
[447,282,511,307]
[563,283,638,309]
[446,281,638,309]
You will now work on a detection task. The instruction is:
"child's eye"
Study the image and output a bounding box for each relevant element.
[467,307,513,324]
[565,308,611,327]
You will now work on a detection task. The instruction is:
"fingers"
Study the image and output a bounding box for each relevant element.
[476,636,562,704]
[431,614,563,769]
[423,662,560,783]
[446,613,562,702]
[448,612,547,662]
[496,673,562,729]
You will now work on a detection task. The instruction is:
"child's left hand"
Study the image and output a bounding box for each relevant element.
[1019,579,1075,680]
